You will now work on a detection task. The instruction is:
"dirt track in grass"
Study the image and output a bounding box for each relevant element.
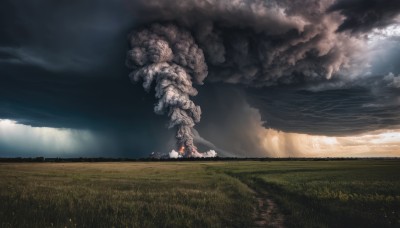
[254,190,285,228]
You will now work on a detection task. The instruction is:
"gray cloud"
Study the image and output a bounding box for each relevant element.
[1,0,400,157]
[128,0,380,86]
[246,76,400,136]
[195,85,275,157]
[0,47,96,72]
[384,73,400,88]
[125,0,400,144]
[328,0,400,33]
[0,0,134,72]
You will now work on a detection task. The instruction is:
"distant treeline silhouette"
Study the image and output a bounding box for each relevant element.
[0,157,398,162]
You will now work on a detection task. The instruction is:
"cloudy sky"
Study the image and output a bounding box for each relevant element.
[0,0,400,158]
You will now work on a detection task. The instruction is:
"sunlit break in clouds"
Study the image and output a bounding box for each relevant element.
[0,119,100,157]
[0,0,400,158]
[260,129,400,157]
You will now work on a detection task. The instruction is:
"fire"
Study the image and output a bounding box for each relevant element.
[178,146,185,154]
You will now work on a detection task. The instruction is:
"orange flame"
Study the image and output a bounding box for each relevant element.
[178,146,185,154]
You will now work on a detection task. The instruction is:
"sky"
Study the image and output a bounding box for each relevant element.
[0,0,400,158]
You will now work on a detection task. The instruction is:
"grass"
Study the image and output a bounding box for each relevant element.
[0,160,399,227]
[0,162,254,227]
[214,160,400,227]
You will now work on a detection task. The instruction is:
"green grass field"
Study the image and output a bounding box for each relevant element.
[0,160,399,227]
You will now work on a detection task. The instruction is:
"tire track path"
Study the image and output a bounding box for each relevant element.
[253,188,285,228]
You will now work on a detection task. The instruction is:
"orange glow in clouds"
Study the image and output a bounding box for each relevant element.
[178,146,185,154]
[259,128,400,157]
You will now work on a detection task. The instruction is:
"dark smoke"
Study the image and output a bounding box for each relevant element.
[126,23,208,157]
[129,0,378,85]
[126,0,400,156]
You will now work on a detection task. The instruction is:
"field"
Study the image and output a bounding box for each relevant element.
[0,160,399,227]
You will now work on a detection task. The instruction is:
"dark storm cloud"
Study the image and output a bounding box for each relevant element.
[0,0,174,157]
[195,85,278,157]
[247,76,400,136]
[130,0,362,85]
[0,0,133,72]
[1,0,400,157]
[0,63,176,157]
[328,0,400,33]
[126,0,400,137]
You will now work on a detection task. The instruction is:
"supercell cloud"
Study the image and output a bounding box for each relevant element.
[125,0,400,155]
[131,0,365,84]
[0,0,400,157]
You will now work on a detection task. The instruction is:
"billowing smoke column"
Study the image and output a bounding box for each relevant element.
[125,0,400,157]
[128,0,400,86]
[126,23,209,157]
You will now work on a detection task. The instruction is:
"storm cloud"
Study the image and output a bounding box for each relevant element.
[0,0,400,157]
[328,0,400,33]
[130,0,365,85]
[247,77,400,136]
[127,0,400,136]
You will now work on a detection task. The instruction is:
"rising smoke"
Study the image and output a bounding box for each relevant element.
[126,0,400,157]
[129,0,378,85]
[126,23,210,157]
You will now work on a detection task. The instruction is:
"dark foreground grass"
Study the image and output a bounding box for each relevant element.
[0,160,399,227]
[0,162,254,227]
[213,160,400,228]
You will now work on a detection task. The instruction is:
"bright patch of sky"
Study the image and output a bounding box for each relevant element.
[0,119,100,157]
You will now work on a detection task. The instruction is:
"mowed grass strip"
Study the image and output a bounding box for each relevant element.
[0,162,254,228]
[214,160,400,228]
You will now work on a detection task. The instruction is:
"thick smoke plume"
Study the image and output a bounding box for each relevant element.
[126,0,400,156]
[126,23,209,157]
[130,0,400,86]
